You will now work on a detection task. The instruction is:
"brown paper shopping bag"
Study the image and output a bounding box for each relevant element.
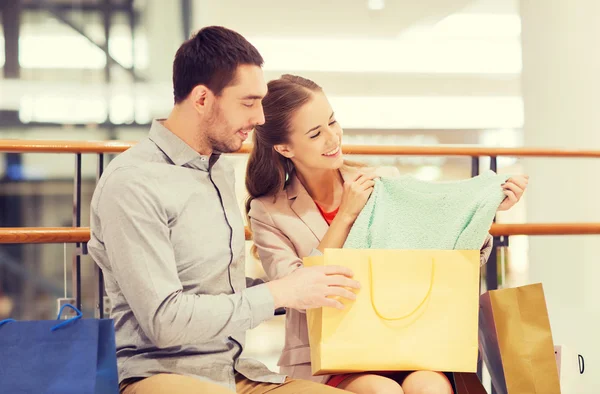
[305,248,480,376]
[479,283,561,394]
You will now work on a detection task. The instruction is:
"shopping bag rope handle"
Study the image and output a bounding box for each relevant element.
[0,319,16,328]
[51,303,83,331]
[0,304,82,331]
[369,258,435,321]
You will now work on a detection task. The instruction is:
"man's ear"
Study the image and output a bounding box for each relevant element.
[274,144,294,159]
[189,85,211,113]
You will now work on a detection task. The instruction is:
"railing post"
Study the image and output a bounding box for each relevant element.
[471,156,480,178]
[487,156,499,293]
[471,155,485,382]
[94,153,105,318]
[489,156,498,174]
[72,153,82,312]
[488,156,500,394]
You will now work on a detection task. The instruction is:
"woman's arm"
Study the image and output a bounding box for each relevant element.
[317,172,378,252]
[316,214,355,252]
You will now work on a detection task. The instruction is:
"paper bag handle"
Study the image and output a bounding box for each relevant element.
[368,257,435,321]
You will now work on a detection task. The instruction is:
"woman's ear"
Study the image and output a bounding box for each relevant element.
[274,144,294,159]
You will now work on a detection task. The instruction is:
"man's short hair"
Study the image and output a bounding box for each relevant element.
[172,26,264,104]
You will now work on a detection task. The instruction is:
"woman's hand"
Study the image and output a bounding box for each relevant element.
[337,173,378,223]
[497,175,529,211]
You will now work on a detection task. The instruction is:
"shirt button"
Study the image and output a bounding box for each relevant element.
[201,157,207,161]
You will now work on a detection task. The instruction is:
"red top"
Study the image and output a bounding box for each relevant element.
[315,201,339,225]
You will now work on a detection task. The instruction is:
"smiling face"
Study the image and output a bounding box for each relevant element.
[274,91,344,172]
[201,64,267,153]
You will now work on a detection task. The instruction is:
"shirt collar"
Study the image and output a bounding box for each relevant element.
[148,119,217,170]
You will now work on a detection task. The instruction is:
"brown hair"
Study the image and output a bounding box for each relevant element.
[244,75,320,258]
[172,26,263,104]
[245,74,322,213]
[245,75,364,258]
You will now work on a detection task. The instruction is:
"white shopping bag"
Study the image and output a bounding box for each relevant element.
[554,345,585,394]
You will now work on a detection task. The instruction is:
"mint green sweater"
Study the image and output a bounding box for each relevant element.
[344,170,508,250]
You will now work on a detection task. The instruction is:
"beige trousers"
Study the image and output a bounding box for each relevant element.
[120,373,349,394]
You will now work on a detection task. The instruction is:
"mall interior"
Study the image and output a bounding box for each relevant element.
[0,0,598,393]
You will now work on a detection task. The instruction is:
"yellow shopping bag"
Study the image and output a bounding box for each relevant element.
[305,248,480,376]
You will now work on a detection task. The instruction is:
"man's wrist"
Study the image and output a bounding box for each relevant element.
[266,280,285,310]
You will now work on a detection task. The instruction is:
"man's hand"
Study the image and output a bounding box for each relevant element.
[267,266,360,311]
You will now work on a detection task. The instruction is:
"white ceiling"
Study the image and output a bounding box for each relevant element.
[0,0,524,129]
[191,0,519,38]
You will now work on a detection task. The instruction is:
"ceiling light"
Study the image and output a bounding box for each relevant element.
[368,0,385,11]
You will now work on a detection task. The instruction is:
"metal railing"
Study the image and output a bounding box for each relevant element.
[1,140,599,317]
[3,139,600,157]
[2,223,600,244]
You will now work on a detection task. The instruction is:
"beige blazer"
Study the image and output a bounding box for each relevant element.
[248,166,493,382]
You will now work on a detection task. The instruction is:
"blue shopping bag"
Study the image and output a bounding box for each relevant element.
[0,304,119,394]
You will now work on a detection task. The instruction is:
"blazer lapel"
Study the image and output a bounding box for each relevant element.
[287,174,329,242]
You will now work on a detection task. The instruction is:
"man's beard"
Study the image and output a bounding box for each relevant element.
[208,133,237,154]
[201,106,239,154]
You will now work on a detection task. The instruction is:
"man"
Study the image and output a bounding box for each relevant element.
[88,26,358,394]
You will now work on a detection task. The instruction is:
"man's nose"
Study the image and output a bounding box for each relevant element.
[253,103,265,126]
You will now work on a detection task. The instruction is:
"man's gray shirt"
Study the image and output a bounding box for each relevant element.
[88,120,284,390]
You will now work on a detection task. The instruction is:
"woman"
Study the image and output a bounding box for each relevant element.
[246,75,528,394]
